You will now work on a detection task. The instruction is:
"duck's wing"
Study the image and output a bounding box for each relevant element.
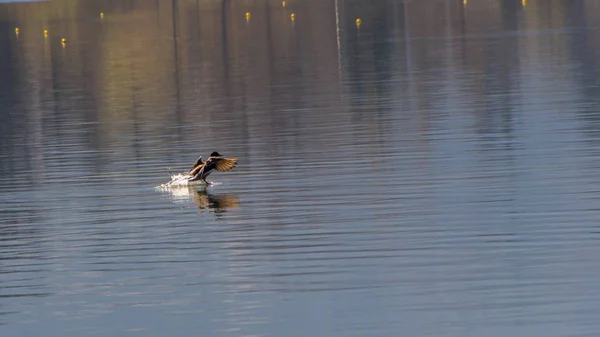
[188,156,203,174]
[188,163,204,177]
[188,163,208,181]
[192,156,204,169]
[213,157,238,172]
[192,156,204,167]
[189,160,215,181]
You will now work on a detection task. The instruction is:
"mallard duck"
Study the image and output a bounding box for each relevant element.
[188,151,238,184]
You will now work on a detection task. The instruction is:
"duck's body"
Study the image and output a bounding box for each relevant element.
[188,151,238,184]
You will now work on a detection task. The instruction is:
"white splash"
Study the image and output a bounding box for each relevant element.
[155,173,220,192]
[155,173,202,190]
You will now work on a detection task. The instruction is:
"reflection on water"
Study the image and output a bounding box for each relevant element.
[164,185,240,215]
[189,188,240,214]
[3,0,600,336]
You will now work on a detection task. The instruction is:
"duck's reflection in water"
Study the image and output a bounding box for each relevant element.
[167,185,240,215]
[191,187,240,214]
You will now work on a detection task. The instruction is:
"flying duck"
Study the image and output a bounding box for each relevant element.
[188,151,238,184]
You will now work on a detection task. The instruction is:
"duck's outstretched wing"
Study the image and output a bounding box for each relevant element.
[188,156,204,175]
[189,164,204,177]
[189,160,214,181]
[214,157,238,172]
[188,164,208,181]
[192,156,204,167]
[188,156,203,172]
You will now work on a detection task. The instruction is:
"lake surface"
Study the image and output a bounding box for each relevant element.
[3,0,600,336]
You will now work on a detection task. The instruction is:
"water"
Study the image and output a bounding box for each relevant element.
[2,0,600,336]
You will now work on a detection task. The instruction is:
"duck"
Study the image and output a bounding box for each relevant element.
[188,151,238,184]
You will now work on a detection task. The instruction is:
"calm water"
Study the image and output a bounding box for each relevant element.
[3,0,600,336]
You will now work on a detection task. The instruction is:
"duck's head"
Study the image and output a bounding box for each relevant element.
[210,151,222,157]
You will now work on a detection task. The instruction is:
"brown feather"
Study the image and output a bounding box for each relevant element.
[214,158,238,172]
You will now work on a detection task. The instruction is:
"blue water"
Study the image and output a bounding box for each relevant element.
[2,0,600,336]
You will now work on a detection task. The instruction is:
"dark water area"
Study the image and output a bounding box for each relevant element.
[3,0,600,336]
